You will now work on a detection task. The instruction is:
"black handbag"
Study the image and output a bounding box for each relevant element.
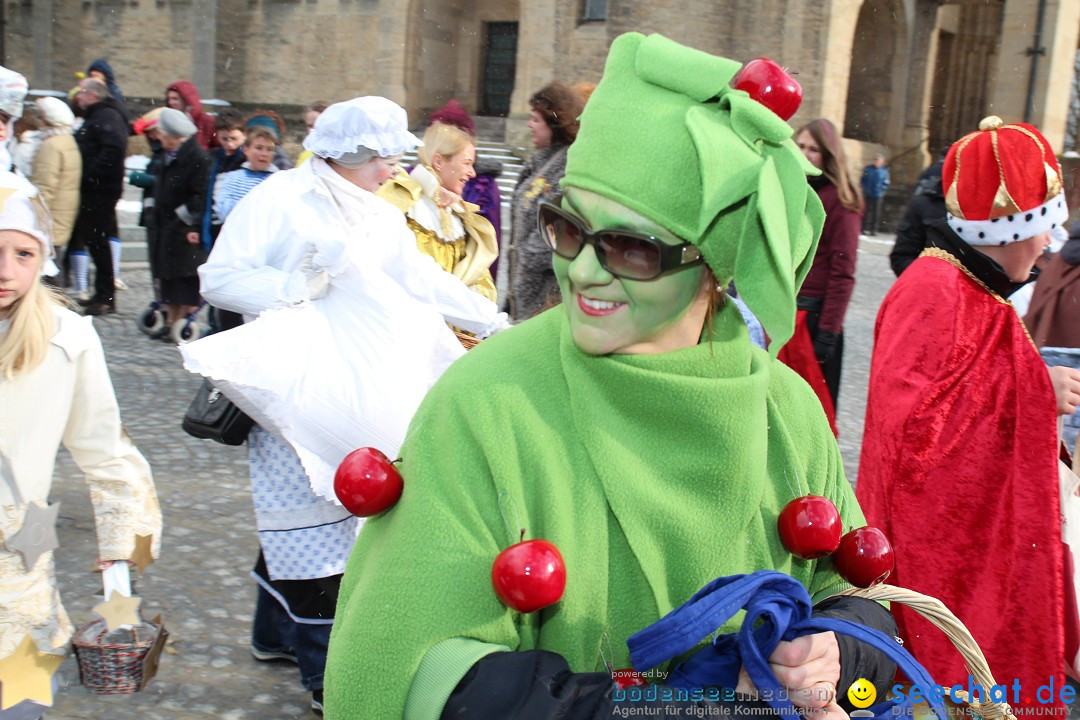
[181,378,254,445]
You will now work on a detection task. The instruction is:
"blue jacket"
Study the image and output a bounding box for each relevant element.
[861,164,890,199]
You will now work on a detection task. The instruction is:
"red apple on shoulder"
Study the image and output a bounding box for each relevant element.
[731,57,803,121]
[334,447,403,517]
[491,538,566,613]
[778,495,842,559]
[834,526,894,588]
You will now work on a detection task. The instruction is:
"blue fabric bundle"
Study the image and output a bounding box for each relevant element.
[627,571,948,720]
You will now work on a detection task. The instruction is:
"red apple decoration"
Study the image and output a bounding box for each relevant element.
[333,447,403,517]
[731,58,803,121]
[778,495,842,559]
[491,537,566,613]
[834,526,894,588]
[611,668,648,689]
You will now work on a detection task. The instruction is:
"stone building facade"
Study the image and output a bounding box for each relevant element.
[5,0,1079,186]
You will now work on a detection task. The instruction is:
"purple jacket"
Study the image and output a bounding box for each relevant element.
[463,156,503,275]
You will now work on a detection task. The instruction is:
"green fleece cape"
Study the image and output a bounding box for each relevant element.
[324,303,862,718]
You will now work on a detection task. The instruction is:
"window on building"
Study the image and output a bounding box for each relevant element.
[582,0,607,21]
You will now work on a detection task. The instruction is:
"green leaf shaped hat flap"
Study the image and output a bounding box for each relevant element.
[561,33,824,354]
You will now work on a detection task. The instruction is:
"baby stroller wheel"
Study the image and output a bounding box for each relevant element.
[137,306,165,336]
[171,318,202,344]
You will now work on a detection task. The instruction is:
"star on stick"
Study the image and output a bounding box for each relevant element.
[93,591,142,631]
[7,501,60,572]
[129,533,155,575]
[0,634,64,710]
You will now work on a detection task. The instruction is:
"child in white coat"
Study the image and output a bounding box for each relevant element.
[0,171,161,718]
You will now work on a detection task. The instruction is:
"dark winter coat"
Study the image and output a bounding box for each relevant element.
[890,161,946,277]
[86,58,131,123]
[860,164,890,199]
[798,177,861,335]
[151,137,211,280]
[74,99,128,198]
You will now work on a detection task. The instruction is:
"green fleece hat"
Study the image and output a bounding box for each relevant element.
[562,32,824,353]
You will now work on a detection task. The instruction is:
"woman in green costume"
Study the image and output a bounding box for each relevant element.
[325,33,896,719]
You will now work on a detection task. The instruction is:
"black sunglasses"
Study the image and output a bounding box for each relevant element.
[537,201,703,281]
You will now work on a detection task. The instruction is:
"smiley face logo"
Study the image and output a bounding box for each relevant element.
[848,678,877,708]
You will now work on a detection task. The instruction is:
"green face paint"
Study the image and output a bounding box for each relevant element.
[554,188,710,356]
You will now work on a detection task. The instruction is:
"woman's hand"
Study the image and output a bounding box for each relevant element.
[186,231,200,245]
[735,631,847,719]
[1048,365,1080,415]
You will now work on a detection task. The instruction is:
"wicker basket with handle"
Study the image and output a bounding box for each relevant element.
[454,330,480,350]
[72,616,163,695]
[841,584,1016,720]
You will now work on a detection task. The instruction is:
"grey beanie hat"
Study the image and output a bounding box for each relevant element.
[158,108,197,138]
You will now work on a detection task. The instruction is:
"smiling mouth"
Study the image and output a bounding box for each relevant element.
[577,294,625,317]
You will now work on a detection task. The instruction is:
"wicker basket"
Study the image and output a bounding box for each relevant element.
[454,330,480,351]
[72,617,162,695]
[842,584,1017,720]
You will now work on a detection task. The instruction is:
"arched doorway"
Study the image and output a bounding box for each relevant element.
[845,0,906,144]
[402,0,520,122]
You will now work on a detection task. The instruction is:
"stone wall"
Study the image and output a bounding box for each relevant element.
[3,0,1078,188]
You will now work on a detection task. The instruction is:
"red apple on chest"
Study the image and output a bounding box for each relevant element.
[333,447,403,517]
[834,526,894,588]
[777,495,842,559]
[491,538,566,613]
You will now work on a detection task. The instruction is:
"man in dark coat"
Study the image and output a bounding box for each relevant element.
[72,77,127,314]
[889,154,946,276]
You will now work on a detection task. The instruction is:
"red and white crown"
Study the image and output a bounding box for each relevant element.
[943,116,1068,246]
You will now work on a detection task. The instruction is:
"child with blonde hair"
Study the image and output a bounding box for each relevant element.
[0,170,161,717]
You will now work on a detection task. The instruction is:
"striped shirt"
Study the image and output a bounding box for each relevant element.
[213,163,277,221]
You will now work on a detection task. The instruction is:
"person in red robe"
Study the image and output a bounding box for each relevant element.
[858,116,1080,706]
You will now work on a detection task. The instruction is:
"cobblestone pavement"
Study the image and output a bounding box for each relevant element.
[45,237,895,718]
[49,269,312,719]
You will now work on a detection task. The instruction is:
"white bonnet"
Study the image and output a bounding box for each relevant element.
[34,96,75,128]
[303,96,421,160]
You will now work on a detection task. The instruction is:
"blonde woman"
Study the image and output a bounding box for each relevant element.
[378,122,498,302]
[0,171,161,717]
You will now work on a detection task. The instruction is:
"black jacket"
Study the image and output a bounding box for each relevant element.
[151,137,211,280]
[75,99,129,197]
[441,596,897,719]
[890,161,946,277]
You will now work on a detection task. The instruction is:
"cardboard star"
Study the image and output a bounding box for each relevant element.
[7,501,60,572]
[129,533,154,575]
[0,186,15,214]
[93,591,142,632]
[138,615,169,689]
[0,634,63,710]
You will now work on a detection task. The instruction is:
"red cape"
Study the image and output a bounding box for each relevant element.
[777,310,837,436]
[857,252,1063,702]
